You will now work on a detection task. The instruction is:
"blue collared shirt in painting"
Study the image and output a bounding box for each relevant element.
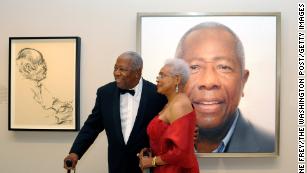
[212,109,239,153]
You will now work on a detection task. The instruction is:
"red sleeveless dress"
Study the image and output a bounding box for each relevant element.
[147,111,199,173]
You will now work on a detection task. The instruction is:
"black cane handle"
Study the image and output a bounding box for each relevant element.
[66,160,73,173]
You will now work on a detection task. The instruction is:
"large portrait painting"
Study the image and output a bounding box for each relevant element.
[137,13,280,157]
[9,37,81,131]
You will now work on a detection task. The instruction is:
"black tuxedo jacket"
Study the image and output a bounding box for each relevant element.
[70,79,166,173]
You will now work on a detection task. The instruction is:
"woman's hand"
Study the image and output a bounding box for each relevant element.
[139,156,153,169]
[138,148,153,170]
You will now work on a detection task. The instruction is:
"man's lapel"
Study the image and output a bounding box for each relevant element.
[127,80,148,145]
[112,87,125,145]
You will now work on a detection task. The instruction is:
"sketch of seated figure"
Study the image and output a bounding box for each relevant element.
[16,48,73,125]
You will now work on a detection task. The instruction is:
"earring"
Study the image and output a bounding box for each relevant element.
[176,84,178,93]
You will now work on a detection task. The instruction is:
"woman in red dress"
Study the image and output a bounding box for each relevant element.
[138,58,199,173]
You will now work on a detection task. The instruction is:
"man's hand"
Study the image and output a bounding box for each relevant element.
[64,153,79,170]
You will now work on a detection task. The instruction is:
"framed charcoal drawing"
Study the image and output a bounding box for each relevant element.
[9,37,81,131]
[137,13,280,157]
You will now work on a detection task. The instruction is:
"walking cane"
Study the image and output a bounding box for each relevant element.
[142,149,151,173]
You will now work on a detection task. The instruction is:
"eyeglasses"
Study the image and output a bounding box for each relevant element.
[156,73,172,80]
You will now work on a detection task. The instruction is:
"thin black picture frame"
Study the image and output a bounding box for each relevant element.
[9,37,81,131]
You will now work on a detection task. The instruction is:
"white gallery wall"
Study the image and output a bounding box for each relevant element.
[0,0,300,172]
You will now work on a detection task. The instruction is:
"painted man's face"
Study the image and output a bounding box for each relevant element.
[180,28,249,130]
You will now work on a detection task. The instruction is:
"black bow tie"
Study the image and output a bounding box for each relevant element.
[119,88,135,96]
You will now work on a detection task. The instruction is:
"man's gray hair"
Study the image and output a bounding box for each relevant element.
[121,51,143,70]
[165,58,190,87]
[17,48,45,64]
[175,22,245,71]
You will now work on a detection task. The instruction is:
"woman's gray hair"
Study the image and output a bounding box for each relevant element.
[121,51,143,70]
[164,58,190,87]
[175,22,245,71]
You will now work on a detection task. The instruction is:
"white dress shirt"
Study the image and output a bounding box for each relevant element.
[120,78,143,144]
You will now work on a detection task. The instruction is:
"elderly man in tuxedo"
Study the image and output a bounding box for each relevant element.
[64,51,166,173]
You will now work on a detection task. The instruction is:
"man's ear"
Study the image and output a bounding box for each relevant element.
[241,69,249,97]
[136,69,142,78]
[24,63,34,74]
[242,69,249,84]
